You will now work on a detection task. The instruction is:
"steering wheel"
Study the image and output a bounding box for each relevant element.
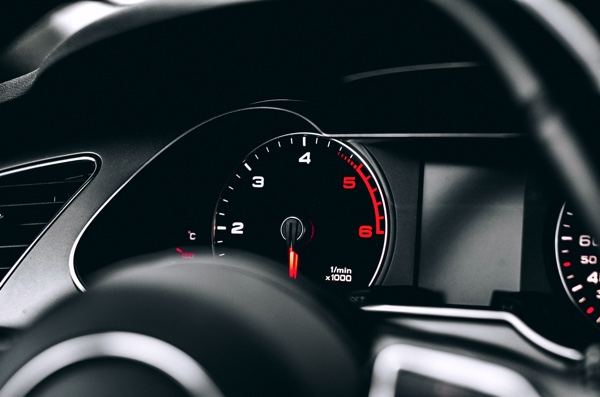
[0,0,599,396]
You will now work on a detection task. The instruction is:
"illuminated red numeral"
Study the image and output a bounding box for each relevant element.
[359,225,373,238]
[343,176,356,189]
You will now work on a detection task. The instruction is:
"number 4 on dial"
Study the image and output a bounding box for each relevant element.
[299,152,311,164]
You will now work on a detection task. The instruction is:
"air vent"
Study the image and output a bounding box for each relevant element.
[0,156,97,283]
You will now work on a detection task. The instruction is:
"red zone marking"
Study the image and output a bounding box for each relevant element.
[338,152,385,235]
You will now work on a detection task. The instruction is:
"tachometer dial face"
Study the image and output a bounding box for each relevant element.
[556,202,600,328]
[212,133,390,292]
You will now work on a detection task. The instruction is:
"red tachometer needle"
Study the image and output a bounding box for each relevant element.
[288,247,299,279]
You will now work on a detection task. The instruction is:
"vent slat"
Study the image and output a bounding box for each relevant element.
[0,202,67,208]
[0,179,88,189]
[0,180,85,206]
[0,158,96,285]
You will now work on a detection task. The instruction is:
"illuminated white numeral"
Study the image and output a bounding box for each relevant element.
[299,152,311,164]
[596,290,600,299]
[331,274,352,283]
[580,235,599,247]
[582,255,598,265]
[588,271,599,284]
[231,222,244,234]
[252,176,265,188]
[581,235,592,247]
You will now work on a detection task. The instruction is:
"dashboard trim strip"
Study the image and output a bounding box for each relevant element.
[363,304,584,361]
[369,343,541,397]
[342,62,480,83]
[324,133,525,139]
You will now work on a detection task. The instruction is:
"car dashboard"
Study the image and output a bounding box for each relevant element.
[0,0,599,396]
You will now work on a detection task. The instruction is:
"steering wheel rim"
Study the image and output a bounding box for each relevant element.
[0,254,365,397]
[432,0,600,239]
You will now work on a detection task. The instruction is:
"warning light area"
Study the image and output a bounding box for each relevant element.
[175,247,195,259]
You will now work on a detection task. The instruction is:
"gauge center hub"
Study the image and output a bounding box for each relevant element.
[280,216,305,244]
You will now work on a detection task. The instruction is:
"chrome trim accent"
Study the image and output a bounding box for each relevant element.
[69,107,323,292]
[369,343,540,397]
[0,332,223,397]
[0,155,98,289]
[363,305,584,361]
[342,62,480,83]
[324,133,524,139]
[517,0,600,91]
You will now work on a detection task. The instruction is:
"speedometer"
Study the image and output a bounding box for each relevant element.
[556,202,600,329]
[212,133,390,292]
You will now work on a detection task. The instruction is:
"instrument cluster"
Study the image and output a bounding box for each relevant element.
[71,104,600,349]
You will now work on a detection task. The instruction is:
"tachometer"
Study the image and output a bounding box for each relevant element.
[212,133,390,292]
[556,202,600,329]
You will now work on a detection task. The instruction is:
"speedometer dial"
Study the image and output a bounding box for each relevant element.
[556,202,600,329]
[212,133,390,292]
